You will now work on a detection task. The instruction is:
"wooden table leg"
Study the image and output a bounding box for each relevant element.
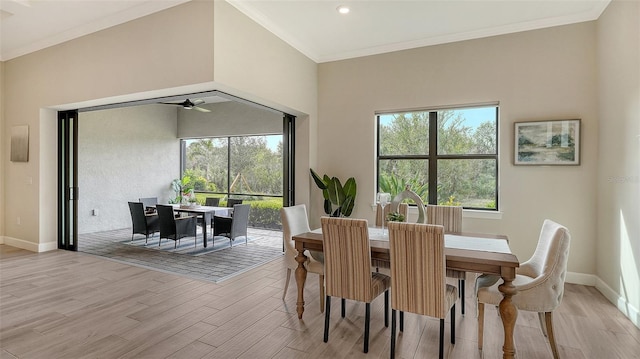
[295,247,308,319]
[498,277,518,359]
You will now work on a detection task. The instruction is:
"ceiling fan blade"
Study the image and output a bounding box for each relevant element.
[191,99,205,106]
[160,102,182,106]
[193,106,211,113]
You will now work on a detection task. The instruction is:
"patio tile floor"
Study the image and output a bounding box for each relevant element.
[78,227,284,283]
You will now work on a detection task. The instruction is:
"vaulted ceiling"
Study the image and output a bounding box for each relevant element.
[0,0,610,62]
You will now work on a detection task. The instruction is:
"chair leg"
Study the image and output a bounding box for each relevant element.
[341,298,346,318]
[319,275,325,313]
[545,312,560,359]
[400,311,404,332]
[384,290,389,327]
[391,309,397,359]
[323,295,331,343]
[451,304,455,344]
[364,302,371,353]
[282,268,291,299]
[478,302,485,350]
[538,312,548,337]
[439,318,445,359]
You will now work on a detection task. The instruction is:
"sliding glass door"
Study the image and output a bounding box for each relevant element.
[58,110,78,251]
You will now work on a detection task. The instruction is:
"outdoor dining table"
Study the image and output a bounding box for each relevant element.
[292,226,520,359]
[171,205,231,247]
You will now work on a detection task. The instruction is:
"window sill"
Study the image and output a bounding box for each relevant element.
[463,209,503,220]
[375,205,503,220]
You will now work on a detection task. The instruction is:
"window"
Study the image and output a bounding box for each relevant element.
[377,105,498,210]
[182,134,283,198]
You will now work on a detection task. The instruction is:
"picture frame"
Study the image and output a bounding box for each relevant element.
[10,125,30,163]
[514,119,580,165]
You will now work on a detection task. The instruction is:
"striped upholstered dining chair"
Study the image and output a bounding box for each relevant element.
[321,217,391,353]
[426,204,466,314]
[375,202,409,227]
[372,202,409,272]
[387,222,457,359]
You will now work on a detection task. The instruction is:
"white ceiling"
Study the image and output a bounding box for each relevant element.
[0,0,611,62]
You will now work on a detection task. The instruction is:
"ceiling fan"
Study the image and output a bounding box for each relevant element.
[161,99,211,112]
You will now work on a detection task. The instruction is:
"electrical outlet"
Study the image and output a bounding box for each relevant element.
[16,217,21,225]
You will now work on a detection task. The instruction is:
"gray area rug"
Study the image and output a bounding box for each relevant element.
[78,227,283,283]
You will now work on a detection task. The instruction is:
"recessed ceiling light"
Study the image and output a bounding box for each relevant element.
[337,5,350,14]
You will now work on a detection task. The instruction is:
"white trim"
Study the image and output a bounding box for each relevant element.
[595,277,640,329]
[565,271,597,286]
[463,209,503,220]
[0,236,57,253]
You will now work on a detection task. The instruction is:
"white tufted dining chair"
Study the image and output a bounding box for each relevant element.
[476,219,571,359]
[281,205,325,312]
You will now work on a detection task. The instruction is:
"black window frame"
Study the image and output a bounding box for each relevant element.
[181,134,285,200]
[376,105,499,211]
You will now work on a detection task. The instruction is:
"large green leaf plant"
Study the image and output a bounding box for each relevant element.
[310,168,357,217]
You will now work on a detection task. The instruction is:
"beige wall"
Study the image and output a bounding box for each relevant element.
[213,1,319,206]
[596,0,640,326]
[318,23,599,276]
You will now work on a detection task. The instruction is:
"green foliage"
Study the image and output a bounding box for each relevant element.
[378,175,428,201]
[184,169,216,192]
[184,136,283,196]
[310,168,357,217]
[379,109,498,209]
[386,212,405,222]
[439,196,462,206]
[169,177,195,204]
[246,199,283,229]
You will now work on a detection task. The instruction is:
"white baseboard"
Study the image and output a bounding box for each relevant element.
[566,271,598,286]
[595,277,640,329]
[0,236,57,253]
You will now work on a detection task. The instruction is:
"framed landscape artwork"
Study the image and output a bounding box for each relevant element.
[514,119,580,165]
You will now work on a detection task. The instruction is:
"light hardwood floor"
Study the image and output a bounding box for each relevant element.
[1,245,639,358]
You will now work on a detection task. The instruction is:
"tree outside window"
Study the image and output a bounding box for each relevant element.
[183,135,284,229]
[377,106,498,210]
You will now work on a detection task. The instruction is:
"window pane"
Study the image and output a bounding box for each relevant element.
[437,159,496,209]
[379,159,429,202]
[185,138,228,192]
[229,135,283,196]
[437,107,497,155]
[379,112,429,155]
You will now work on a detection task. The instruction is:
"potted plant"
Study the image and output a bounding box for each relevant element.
[169,176,195,205]
[310,168,357,217]
[386,211,405,222]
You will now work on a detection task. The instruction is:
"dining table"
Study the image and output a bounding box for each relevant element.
[171,205,231,247]
[292,226,520,359]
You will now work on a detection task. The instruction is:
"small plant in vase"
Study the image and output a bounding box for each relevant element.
[386,212,405,222]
